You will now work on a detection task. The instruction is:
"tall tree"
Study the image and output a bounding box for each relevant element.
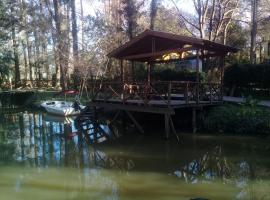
[71,0,79,73]
[171,0,239,42]
[250,0,259,63]
[10,1,20,87]
[150,0,159,30]
[122,0,143,39]
[53,0,67,90]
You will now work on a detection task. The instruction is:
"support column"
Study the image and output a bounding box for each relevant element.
[192,108,197,133]
[196,50,200,104]
[220,56,225,101]
[164,114,170,139]
[147,62,152,85]
[120,60,125,101]
[93,106,98,143]
[120,60,124,83]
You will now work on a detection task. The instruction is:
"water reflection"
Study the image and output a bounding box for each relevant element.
[0,111,119,168]
[0,111,270,200]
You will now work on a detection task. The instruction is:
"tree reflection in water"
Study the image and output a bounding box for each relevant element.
[174,143,270,200]
[0,111,136,171]
[0,111,270,200]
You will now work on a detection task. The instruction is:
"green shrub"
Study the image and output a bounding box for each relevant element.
[204,104,270,135]
[224,63,270,89]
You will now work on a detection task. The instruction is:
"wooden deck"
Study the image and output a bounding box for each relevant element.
[89,81,222,109]
[87,81,223,139]
[224,96,270,108]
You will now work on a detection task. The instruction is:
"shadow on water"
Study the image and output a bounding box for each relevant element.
[0,110,270,200]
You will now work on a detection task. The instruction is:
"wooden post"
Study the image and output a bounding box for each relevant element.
[220,56,225,101]
[120,60,125,102]
[169,116,179,142]
[164,114,170,139]
[147,62,152,85]
[196,50,200,104]
[120,59,124,83]
[185,82,189,104]
[93,106,98,143]
[168,81,171,107]
[125,111,144,134]
[192,108,197,133]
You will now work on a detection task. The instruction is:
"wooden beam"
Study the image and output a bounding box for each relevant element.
[164,114,170,139]
[147,63,153,85]
[220,55,225,101]
[125,111,144,134]
[120,60,123,83]
[169,115,180,142]
[121,46,195,60]
[192,108,197,133]
[196,50,200,104]
[151,52,227,64]
[89,101,175,115]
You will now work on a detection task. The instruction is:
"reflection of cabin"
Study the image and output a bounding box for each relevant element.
[88,30,238,138]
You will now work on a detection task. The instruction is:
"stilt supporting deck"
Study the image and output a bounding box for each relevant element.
[169,116,179,142]
[125,111,144,134]
[192,108,197,133]
[93,106,98,142]
[110,110,144,134]
[165,114,180,141]
[164,114,170,139]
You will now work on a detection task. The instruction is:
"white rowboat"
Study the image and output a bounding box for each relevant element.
[41,101,85,116]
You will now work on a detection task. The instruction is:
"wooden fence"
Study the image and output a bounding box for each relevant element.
[88,81,222,107]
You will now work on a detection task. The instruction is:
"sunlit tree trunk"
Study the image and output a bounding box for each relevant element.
[250,0,259,64]
[11,7,20,88]
[150,0,158,30]
[53,0,67,90]
[71,0,79,71]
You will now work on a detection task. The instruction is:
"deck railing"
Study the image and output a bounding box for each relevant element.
[89,81,222,107]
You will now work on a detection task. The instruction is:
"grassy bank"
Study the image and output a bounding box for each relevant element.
[203,102,270,135]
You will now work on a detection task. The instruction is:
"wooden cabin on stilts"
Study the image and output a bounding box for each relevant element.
[88,30,238,140]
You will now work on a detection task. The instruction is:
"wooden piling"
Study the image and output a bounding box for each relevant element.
[164,114,170,139]
[192,108,197,133]
[125,111,144,134]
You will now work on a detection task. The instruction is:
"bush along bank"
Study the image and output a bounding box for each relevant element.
[203,103,270,135]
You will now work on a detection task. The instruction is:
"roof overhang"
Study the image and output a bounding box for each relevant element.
[107,30,239,62]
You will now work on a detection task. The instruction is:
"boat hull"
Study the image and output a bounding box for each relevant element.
[41,101,84,116]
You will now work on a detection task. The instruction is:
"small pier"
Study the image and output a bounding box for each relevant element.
[88,30,238,138]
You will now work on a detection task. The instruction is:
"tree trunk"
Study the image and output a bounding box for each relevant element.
[39,0,50,83]
[250,0,259,64]
[53,0,67,90]
[26,36,33,85]
[11,8,20,88]
[71,0,79,72]
[150,0,158,30]
[22,41,28,83]
[80,0,84,51]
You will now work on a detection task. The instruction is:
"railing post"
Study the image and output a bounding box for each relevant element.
[210,83,213,103]
[220,55,225,101]
[168,81,171,107]
[196,50,200,104]
[196,82,199,104]
[185,82,189,104]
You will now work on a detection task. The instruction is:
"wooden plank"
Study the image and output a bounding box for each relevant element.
[89,101,175,115]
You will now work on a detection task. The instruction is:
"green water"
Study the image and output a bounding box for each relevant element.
[0,110,270,200]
